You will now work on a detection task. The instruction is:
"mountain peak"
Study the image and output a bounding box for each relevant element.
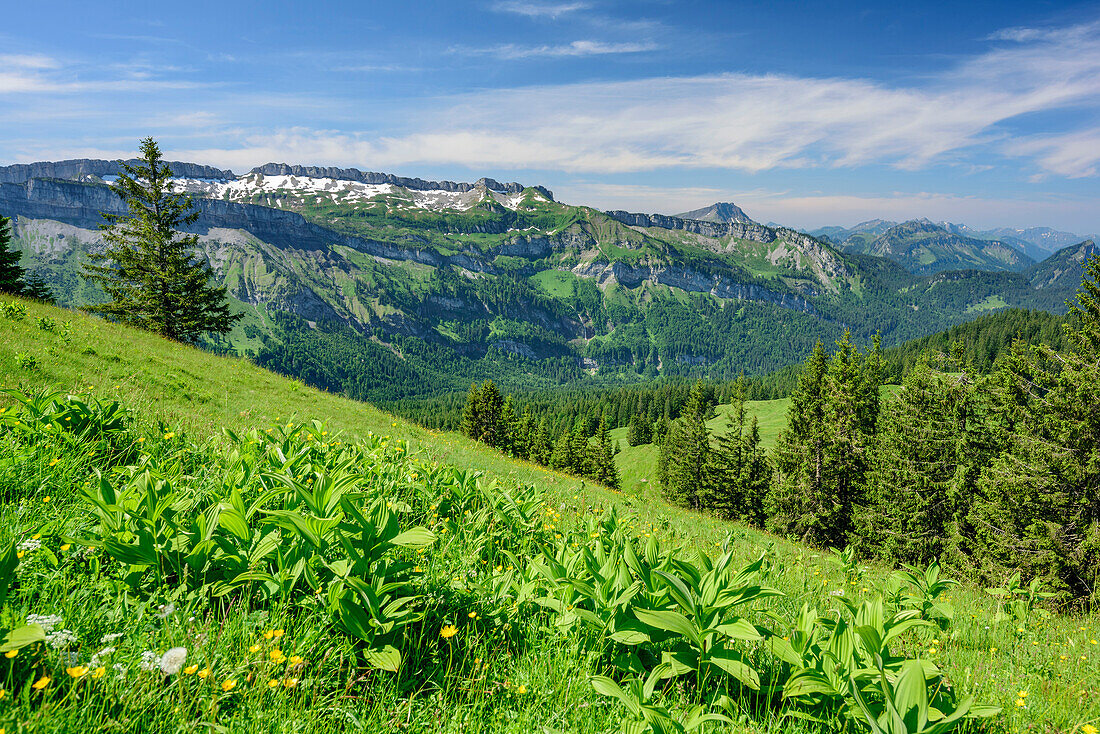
[673,202,755,224]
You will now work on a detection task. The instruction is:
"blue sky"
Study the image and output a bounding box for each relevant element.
[3,0,1100,233]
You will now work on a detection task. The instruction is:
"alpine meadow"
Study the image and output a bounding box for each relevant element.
[3,3,1100,734]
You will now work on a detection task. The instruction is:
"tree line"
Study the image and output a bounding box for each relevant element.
[460,380,620,489]
[654,262,1100,603]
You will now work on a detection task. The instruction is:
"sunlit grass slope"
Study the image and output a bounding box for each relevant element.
[1,296,1098,732]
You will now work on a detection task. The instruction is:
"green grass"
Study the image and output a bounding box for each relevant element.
[1,296,1099,733]
[965,295,1010,314]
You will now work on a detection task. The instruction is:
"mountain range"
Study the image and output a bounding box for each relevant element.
[2,159,1096,399]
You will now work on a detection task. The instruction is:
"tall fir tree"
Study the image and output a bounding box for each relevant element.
[853,358,972,566]
[967,256,1100,598]
[589,414,620,489]
[658,380,715,510]
[707,379,770,524]
[0,216,26,295]
[82,137,240,344]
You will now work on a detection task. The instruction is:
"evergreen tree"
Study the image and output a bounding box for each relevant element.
[658,380,715,510]
[549,431,575,472]
[589,414,620,489]
[82,137,240,344]
[968,256,1100,597]
[0,216,26,295]
[707,379,770,524]
[626,411,653,446]
[769,334,881,546]
[569,419,592,476]
[853,358,971,565]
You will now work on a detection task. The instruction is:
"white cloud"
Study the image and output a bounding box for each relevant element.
[491,1,590,18]
[0,54,61,70]
[457,39,658,59]
[1005,128,1100,178]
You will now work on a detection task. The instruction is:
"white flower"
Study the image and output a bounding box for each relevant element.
[829,589,845,597]
[90,646,116,666]
[100,632,124,644]
[139,650,160,672]
[112,663,127,680]
[18,539,41,552]
[159,647,187,675]
[155,603,175,620]
[45,629,77,649]
[27,614,63,633]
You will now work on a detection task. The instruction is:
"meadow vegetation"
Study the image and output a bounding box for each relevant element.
[0,297,1098,733]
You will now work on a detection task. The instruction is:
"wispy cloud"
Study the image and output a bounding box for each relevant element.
[0,54,61,70]
[456,39,658,59]
[491,1,590,19]
[178,19,1100,179]
[1005,128,1100,179]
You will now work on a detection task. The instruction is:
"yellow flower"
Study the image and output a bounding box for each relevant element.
[262,630,274,640]
[221,679,237,692]
[60,544,70,552]
[4,650,17,659]
[516,685,527,694]
[14,551,23,559]
[288,655,303,665]
[42,496,50,503]
[283,677,298,688]
[468,612,478,619]
[32,676,50,690]
[91,667,106,679]
[183,665,198,675]
[0,686,6,699]
[49,459,59,466]
[1018,690,1028,698]
[164,432,175,440]
[1082,726,1098,734]
[197,668,211,679]
[269,649,286,664]
[272,629,284,639]
[137,437,145,443]
[267,679,279,689]
[1014,698,1026,708]
[66,666,89,678]
[249,644,260,653]
[440,625,458,639]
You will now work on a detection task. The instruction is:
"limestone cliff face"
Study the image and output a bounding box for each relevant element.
[0,159,234,184]
[572,261,819,315]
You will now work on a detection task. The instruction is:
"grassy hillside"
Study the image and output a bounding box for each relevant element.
[1,297,1098,732]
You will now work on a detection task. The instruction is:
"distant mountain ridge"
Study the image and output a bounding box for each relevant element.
[3,157,1096,399]
[673,202,755,224]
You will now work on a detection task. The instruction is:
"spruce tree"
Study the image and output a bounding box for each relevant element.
[658,381,714,510]
[590,414,620,489]
[0,216,26,295]
[708,379,770,524]
[968,256,1100,597]
[82,137,240,344]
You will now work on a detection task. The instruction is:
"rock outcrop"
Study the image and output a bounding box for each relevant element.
[0,159,234,184]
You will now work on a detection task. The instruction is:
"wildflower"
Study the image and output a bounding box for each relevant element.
[46,630,77,650]
[1082,726,1098,734]
[516,685,527,694]
[468,612,478,619]
[4,650,17,659]
[66,666,89,678]
[272,629,284,639]
[91,667,106,679]
[283,677,298,688]
[269,649,286,664]
[440,625,458,639]
[249,644,260,653]
[156,603,175,619]
[18,539,41,552]
[164,432,175,440]
[49,458,59,466]
[160,647,188,675]
[288,655,303,665]
[1014,698,1026,708]
[1018,690,1028,698]
[139,650,160,672]
[183,665,198,675]
[0,687,6,699]
[263,630,274,641]
[16,552,23,559]
[197,668,211,679]
[32,676,51,690]
[60,544,70,552]
[221,679,237,692]
[42,496,50,503]
[100,633,123,644]
[268,679,279,689]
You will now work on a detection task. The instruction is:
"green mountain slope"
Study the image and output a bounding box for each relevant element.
[2,163,1092,400]
[2,295,1096,731]
[838,219,1032,274]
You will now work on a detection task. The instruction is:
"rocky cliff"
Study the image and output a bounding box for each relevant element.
[248,163,553,199]
[0,159,234,184]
